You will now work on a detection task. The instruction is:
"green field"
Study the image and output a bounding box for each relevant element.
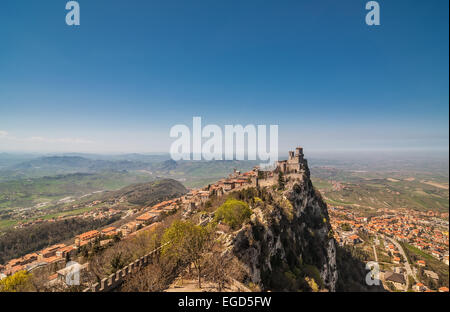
[0,206,96,231]
[39,206,95,220]
[0,219,19,231]
[311,167,449,213]
[0,171,155,211]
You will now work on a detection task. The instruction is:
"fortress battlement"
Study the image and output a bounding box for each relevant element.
[276,147,307,174]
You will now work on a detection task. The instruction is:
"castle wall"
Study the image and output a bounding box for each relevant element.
[83,243,167,292]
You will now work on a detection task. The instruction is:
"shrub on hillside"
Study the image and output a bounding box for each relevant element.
[0,270,34,292]
[214,199,252,230]
[161,220,210,288]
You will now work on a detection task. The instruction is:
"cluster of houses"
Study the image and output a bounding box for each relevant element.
[382,266,448,292]
[180,168,260,218]
[329,205,449,292]
[73,198,185,248]
[385,242,403,264]
[14,206,121,230]
[0,243,76,279]
[329,206,449,265]
[329,217,365,246]
[381,243,447,292]
[209,168,259,193]
[367,209,449,264]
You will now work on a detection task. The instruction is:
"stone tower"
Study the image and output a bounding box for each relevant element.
[277,147,306,174]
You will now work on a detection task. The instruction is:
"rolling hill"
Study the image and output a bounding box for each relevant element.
[101,179,187,206]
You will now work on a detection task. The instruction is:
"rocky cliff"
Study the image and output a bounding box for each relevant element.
[230,171,338,291]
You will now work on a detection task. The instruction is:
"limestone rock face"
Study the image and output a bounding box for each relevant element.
[231,171,338,292]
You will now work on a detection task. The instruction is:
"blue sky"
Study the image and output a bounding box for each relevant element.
[0,0,448,153]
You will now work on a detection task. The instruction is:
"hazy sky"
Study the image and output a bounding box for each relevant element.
[0,0,448,154]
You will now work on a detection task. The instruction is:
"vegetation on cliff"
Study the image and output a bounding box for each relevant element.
[0,270,34,292]
[161,220,211,288]
[214,199,252,230]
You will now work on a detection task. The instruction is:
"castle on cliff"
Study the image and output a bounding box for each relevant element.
[276,147,308,174]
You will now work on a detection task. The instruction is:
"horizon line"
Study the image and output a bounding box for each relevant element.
[0,147,448,156]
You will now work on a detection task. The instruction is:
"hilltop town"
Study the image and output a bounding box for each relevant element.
[0,148,448,293]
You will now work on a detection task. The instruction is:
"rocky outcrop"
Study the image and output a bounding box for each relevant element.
[230,171,338,292]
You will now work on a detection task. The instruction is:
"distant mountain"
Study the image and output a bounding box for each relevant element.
[12,156,151,171]
[102,179,187,206]
[0,153,38,170]
[0,155,258,186]
[57,153,171,163]
[13,156,94,169]
[0,156,154,181]
[157,159,178,171]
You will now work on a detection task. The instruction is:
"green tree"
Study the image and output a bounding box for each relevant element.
[278,171,285,190]
[113,232,122,243]
[340,223,352,231]
[214,199,252,230]
[0,270,34,292]
[110,252,127,272]
[65,252,71,263]
[161,220,210,288]
[80,245,89,258]
[258,170,265,180]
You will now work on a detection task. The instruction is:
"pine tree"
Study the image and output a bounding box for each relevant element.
[278,171,285,190]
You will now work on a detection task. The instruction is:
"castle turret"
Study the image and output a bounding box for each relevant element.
[295,147,304,162]
[276,147,306,174]
[288,151,295,160]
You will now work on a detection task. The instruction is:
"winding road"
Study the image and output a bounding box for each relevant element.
[384,235,417,286]
[372,245,378,262]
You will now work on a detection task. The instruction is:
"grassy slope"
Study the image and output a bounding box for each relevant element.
[0,171,155,210]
